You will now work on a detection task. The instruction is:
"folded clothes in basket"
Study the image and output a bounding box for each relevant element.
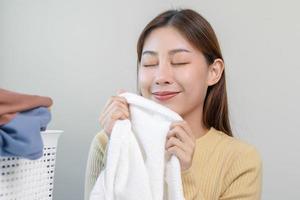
[0,107,51,159]
[0,88,53,125]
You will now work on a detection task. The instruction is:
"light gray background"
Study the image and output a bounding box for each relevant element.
[1,0,299,199]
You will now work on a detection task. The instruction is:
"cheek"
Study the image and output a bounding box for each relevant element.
[176,66,208,101]
[179,66,207,88]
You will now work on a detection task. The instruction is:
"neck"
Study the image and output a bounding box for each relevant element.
[182,106,209,139]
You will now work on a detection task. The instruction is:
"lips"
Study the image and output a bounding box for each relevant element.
[152,91,180,101]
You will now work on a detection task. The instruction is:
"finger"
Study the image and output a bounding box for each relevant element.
[170,121,192,135]
[111,96,128,106]
[101,109,128,132]
[170,121,195,140]
[166,146,186,162]
[110,108,129,120]
[166,126,195,153]
[100,105,129,128]
[167,126,190,143]
[166,132,194,156]
[99,99,129,123]
[166,128,183,142]
[110,100,129,115]
[165,136,187,152]
[102,96,128,115]
[102,105,129,125]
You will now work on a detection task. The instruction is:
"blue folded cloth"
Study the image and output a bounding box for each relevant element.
[0,107,51,159]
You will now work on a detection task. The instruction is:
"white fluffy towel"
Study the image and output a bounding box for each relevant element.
[90,92,185,200]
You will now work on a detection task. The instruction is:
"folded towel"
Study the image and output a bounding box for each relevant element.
[0,107,51,159]
[0,88,53,125]
[90,92,185,200]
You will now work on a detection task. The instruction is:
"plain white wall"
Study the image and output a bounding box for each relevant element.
[1,0,299,199]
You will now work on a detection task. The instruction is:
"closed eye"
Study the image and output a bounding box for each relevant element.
[143,64,157,67]
[143,62,189,67]
[172,62,189,66]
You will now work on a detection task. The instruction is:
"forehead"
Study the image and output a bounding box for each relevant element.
[143,26,196,53]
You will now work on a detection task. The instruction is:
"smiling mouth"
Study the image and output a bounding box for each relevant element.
[152,91,181,101]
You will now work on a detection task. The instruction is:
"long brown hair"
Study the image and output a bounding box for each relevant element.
[136,9,233,137]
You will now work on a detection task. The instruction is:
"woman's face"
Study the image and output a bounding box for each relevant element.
[138,26,211,117]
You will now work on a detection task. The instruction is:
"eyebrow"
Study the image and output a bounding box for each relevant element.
[142,48,191,56]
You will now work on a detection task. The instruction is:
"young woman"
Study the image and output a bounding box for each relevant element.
[85,9,262,200]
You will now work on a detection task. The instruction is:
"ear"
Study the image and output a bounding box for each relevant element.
[207,58,224,86]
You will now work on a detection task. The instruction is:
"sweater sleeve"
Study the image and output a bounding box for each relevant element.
[181,168,206,200]
[220,147,263,200]
[181,146,262,200]
[84,131,108,200]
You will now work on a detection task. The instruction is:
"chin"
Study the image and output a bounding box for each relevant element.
[164,104,183,115]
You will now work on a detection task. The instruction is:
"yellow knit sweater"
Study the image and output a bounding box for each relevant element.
[84,127,262,200]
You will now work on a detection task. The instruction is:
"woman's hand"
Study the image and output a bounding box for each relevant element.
[165,121,196,171]
[98,89,130,138]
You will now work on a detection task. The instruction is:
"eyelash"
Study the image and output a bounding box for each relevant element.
[143,64,156,67]
[172,62,189,66]
[143,63,189,67]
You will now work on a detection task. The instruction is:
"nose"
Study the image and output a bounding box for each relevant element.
[154,63,174,85]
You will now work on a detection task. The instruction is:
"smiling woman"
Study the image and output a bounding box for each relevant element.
[85,8,262,200]
[138,26,224,130]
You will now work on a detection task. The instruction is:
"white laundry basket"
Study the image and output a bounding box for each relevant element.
[0,130,62,200]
